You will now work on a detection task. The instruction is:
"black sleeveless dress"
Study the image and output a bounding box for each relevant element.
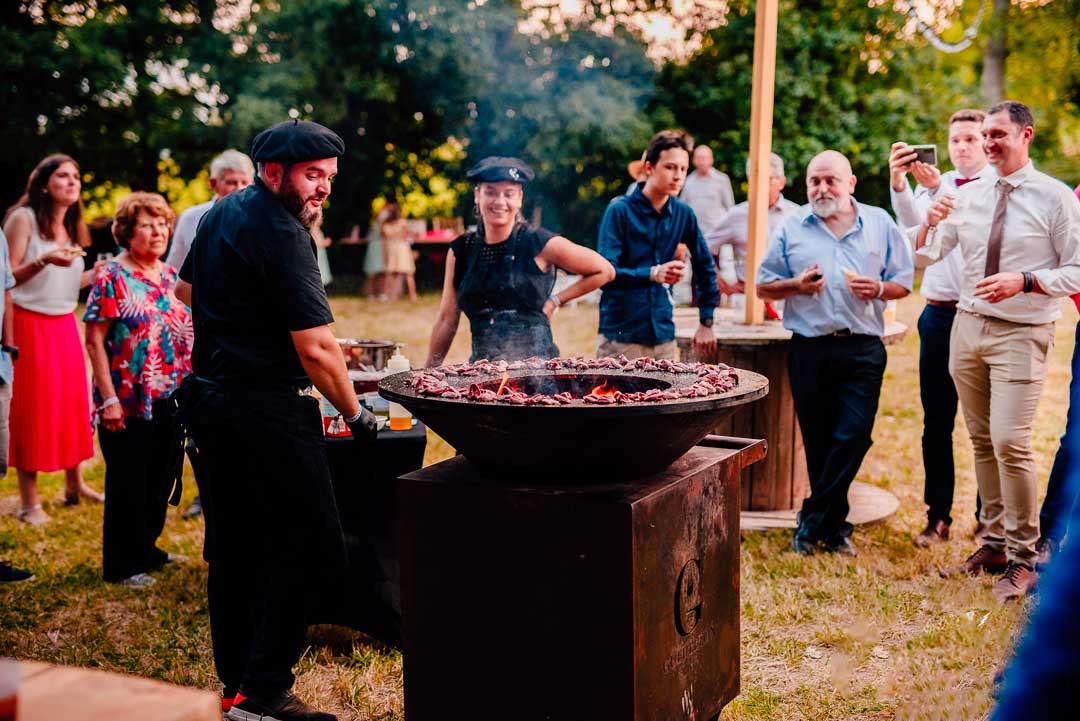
[451,223,559,362]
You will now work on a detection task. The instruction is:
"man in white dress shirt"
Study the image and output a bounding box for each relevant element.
[914,101,1080,601]
[165,149,254,270]
[888,109,989,548]
[707,152,800,294]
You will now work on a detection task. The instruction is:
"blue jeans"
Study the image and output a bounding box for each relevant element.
[918,304,961,524]
[1039,318,1080,543]
[789,334,887,541]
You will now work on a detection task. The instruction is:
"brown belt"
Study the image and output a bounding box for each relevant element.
[926,299,958,309]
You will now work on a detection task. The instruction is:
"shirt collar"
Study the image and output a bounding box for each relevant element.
[629,185,671,218]
[997,160,1034,189]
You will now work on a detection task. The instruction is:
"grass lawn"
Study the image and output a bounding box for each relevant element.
[1,291,1075,720]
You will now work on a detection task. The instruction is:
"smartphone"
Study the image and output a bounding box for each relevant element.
[910,144,938,166]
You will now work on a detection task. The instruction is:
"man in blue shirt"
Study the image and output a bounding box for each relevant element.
[0,229,33,583]
[597,130,719,359]
[758,150,914,555]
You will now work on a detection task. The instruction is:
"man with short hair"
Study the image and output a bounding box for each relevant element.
[757,150,913,556]
[915,101,1080,602]
[0,228,32,584]
[165,149,254,270]
[175,120,376,721]
[597,130,719,360]
[706,152,800,294]
[888,109,989,547]
[679,144,735,234]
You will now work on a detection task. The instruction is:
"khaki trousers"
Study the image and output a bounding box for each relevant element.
[595,336,677,361]
[949,310,1054,564]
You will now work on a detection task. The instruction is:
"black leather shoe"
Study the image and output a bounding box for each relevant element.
[227,690,336,721]
[791,533,817,556]
[825,536,858,556]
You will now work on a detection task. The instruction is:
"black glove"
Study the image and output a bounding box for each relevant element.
[346,407,379,444]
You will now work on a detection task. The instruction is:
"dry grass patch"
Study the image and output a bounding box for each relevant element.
[1,292,1073,720]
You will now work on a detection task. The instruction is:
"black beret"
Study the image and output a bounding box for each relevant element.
[250,119,345,163]
[466,156,535,185]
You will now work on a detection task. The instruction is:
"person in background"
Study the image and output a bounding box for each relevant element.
[888,109,990,547]
[679,144,735,236]
[363,204,390,299]
[757,150,913,557]
[3,154,103,525]
[707,152,800,295]
[597,130,719,360]
[312,216,333,288]
[381,204,417,302]
[165,149,254,270]
[84,192,193,588]
[0,228,32,583]
[163,149,253,521]
[427,157,614,365]
[625,152,648,196]
[915,101,1080,602]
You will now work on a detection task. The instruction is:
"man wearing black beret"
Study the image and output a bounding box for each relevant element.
[175,119,375,721]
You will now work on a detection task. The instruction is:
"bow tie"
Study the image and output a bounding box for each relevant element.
[955,176,980,187]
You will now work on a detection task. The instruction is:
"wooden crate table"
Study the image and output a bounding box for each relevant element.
[16,661,218,721]
[675,308,906,527]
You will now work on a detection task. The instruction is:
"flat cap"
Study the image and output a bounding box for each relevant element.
[250,119,345,163]
[466,156,535,185]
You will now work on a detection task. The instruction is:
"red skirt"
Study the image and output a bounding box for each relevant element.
[9,306,94,472]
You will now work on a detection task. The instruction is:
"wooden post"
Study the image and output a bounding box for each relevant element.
[743,0,780,325]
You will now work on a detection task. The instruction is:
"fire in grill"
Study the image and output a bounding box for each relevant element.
[380,356,769,480]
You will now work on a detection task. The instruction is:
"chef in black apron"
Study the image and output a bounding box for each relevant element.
[173,120,375,721]
[425,157,614,365]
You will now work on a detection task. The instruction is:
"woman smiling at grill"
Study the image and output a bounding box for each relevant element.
[426,157,614,365]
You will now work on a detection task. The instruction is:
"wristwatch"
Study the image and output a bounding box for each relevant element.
[700,317,714,328]
[1,344,18,360]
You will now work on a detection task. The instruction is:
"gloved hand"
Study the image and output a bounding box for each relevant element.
[346,407,379,444]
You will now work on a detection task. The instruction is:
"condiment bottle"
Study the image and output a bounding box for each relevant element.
[386,347,413,431]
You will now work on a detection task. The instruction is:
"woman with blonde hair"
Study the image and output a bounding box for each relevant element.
[3,154,102,525]
[381,203,417,301]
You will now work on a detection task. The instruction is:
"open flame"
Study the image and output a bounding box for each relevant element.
[590,380,619,397]
[496,371,511,396]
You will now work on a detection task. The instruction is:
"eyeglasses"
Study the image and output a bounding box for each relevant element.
[135,219,170,232]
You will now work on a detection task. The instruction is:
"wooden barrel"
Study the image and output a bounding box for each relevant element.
[676,309,907,512]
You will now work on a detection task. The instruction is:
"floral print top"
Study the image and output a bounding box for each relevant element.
[83,261,193,422]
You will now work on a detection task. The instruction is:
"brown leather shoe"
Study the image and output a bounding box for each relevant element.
[940,544,1008,578]
[991,562,1037,602]
[914,519,950,548]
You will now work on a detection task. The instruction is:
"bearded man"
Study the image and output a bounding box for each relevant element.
[756,150,913,557]
[174,120,376,721]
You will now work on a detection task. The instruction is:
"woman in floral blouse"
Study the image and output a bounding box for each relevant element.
[84,192,193,588]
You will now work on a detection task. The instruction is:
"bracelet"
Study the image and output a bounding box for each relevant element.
[1022,272,1034,293]
[35,257,47,269]
[344,409,364,424]
[876,280,886,299]
[649,265,660,283]
[101,396,120,409]
[548,294,561,309]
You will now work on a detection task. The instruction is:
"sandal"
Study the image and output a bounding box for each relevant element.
[17,504,51,526]
[65,486,105,505]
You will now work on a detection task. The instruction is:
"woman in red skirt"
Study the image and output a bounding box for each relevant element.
[3,154,103,525]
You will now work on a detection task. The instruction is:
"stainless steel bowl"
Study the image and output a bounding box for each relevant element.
[337,338,399,371]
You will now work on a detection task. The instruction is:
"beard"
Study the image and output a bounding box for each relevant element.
[810,194,841,218]
[281,175,324,228]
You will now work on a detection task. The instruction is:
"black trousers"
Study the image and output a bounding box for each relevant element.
[185,382,346,699]
[917,303,962,524]
[789,334,887,541]
[98,409,173,583]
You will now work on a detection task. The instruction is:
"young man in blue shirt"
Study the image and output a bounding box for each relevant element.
[597,130,719,359]
[757,150,914,556]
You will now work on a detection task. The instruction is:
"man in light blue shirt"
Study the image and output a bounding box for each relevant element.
[0,229,33,583]
[757,150,913,556]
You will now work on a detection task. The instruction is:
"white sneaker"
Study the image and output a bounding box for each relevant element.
[119,572,156,588]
